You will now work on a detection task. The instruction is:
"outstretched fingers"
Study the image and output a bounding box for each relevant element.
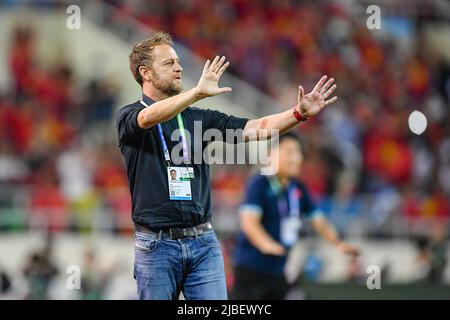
[312,75,328,93]
[218,86,232,93]
[204,55,230,76]
[320,78,335,94]
[208,55,220,72]
[324,96,338,106]
[217,61,230,77]
[316,76,338,107]
[202,59,211,74]
[297,85,305,102]
[213,56,226,73]
[323,84,337,99]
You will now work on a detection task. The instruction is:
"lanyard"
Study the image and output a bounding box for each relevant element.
[268,176,300,218]
[140,99,189,164]
[176,113,190,164]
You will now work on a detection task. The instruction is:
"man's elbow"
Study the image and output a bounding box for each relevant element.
[260,117,271,130]
[251,117,270,132]
[138,113,148,129]
[243,117,274,141]
[138,110,157,129]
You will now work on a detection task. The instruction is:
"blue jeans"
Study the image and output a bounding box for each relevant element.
[133,229,228,300]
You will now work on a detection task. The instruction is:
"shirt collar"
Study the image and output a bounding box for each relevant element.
[142,93,154,106]
[267,175,292,196]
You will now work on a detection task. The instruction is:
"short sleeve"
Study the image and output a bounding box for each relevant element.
[116,104,146,144]
[202,109,249,143]
[300,183,324,220]
[238,175,266,216]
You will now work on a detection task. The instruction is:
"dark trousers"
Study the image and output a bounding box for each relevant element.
[232,265,289,300]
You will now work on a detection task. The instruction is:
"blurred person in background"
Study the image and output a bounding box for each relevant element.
[22,237,58,300]
[81,250,114,300]
[233,132,359,300]
[414,224,448,284]
[0,262,12,297]
[116,31,338,300]
[428,224,448,284]
[347,255,365,284]
[414,236,431,284]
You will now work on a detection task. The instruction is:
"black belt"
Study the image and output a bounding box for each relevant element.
[134,221,213,240]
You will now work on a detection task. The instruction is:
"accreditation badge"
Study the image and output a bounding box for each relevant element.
[167,166,193,200]
[280,216,302,247]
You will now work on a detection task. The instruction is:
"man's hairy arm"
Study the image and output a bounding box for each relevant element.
[243,76,338,142]
[243,108,299,141]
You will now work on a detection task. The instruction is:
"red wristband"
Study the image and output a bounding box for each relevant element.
[293,107,308,122]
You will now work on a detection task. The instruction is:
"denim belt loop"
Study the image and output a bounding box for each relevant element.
[158,230,163,240]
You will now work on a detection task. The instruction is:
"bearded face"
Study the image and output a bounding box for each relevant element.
[151,69,182,97]
[144,44,183,97]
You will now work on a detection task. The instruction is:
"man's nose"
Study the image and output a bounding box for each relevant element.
[174,62,183,72]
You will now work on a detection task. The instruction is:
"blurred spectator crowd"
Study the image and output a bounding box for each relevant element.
[0,0,449,238]
[0,24,131,233]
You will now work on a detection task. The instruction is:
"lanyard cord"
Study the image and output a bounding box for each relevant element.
[268,176,300,218]
[140,99,190,165]
[176,113,190,164]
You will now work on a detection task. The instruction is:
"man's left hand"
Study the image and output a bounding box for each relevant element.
[295,75,338,119]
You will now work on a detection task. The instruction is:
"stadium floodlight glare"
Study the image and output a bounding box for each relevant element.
[408,110,427,135]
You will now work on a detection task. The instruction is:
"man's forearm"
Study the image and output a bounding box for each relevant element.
[138,87,204,129]
[242,218,280,252]
[312,216,360,256]
[243,108,299,142]
[312,216,341,246]
[243,75,339,141]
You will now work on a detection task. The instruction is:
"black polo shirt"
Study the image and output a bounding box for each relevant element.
[116,94,249,230]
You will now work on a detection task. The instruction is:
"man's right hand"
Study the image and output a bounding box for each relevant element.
[195,55,232,99]
[260,240,286,256]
